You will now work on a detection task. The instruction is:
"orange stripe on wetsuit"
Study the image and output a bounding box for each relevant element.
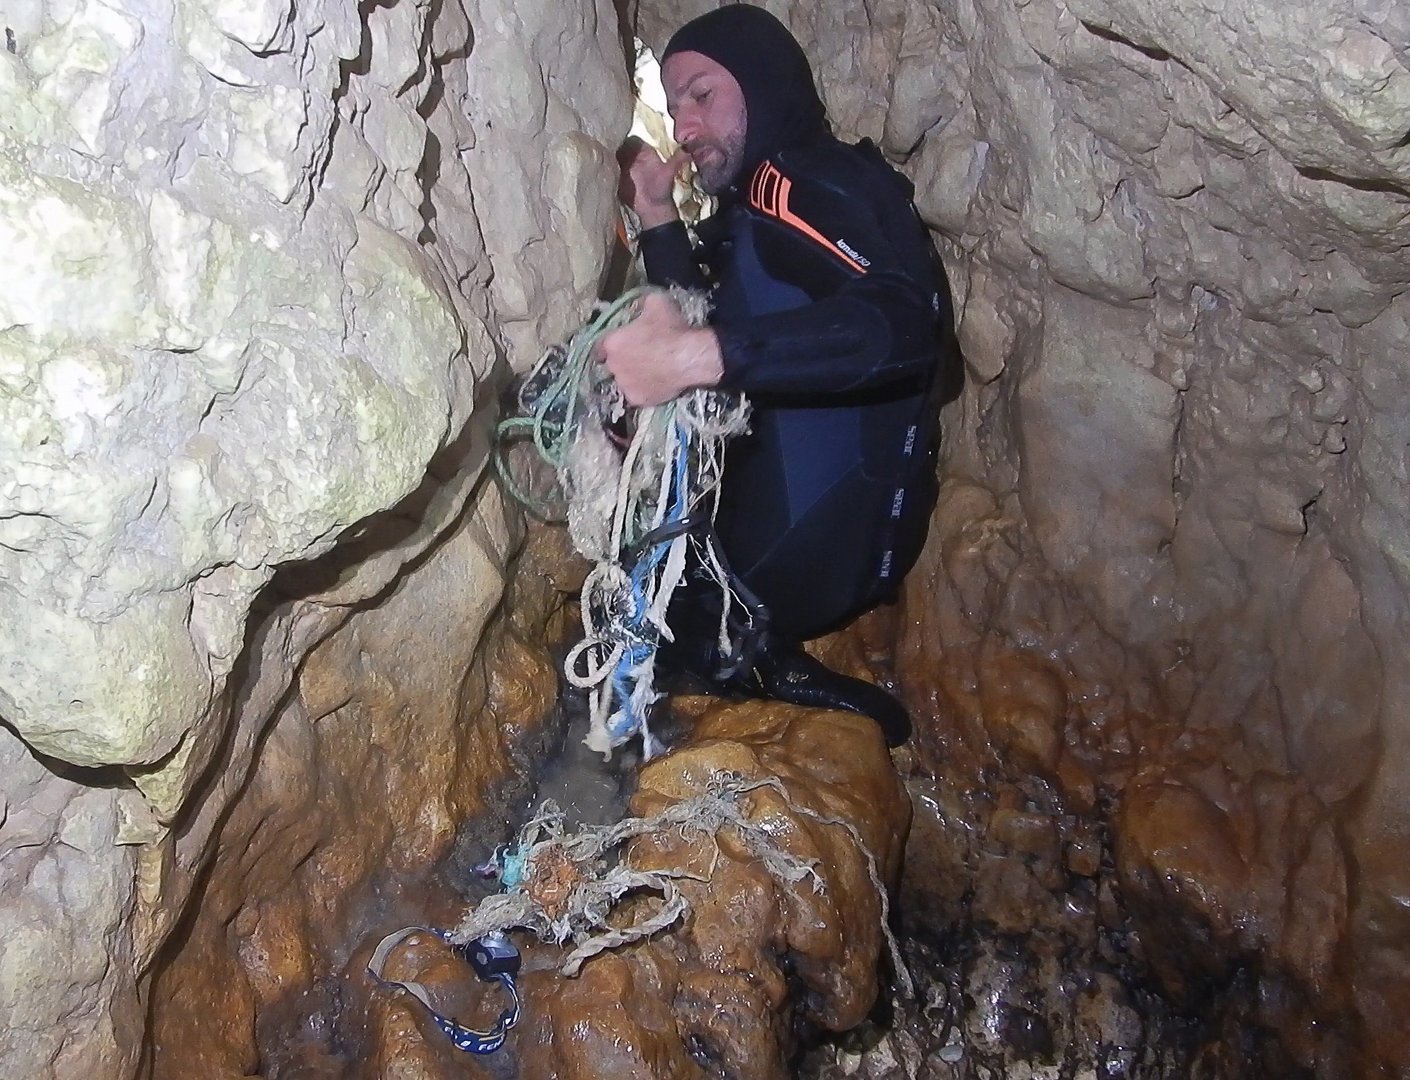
[748,161,869,275]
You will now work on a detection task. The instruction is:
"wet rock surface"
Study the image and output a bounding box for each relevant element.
[550,699,908,1077]
[801,766,1298,1080]
[3,0,1408,1073]
[808,494,1363,1078]
[242,604,1339,1080]
[324,695,910,1080]
[146,520,577,1077]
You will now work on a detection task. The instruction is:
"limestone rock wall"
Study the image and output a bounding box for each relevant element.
[635,0,1409,1069]
[904,5,1409,1067]
[6,0,1410,1072]
[0,0,628,1075]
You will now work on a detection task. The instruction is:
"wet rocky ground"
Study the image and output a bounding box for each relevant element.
[800,763,1305,1080]
[244,676,1308,1079]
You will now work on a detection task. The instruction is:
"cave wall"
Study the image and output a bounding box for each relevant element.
[636,0,1410,1068]
[0,0,627,1075]
[4,0,1410,1074]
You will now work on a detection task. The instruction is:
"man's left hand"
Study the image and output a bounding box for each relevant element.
[598,292,724,408]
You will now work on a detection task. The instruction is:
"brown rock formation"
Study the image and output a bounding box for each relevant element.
[875,477,1363,1072]
[350,699,910,1080]
[147,514,574,1076]
[4,0,1408,1074]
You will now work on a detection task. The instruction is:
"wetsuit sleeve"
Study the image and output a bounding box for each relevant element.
[636,220,709,291]
[712,156,941,397]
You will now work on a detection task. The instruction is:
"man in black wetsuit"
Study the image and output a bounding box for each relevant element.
[599,4,954,747]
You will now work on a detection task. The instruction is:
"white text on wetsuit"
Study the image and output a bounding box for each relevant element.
[836,239,871,267]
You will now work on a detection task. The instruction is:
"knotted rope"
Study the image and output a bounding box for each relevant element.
[496,286,752,758]
[458,772,912,994]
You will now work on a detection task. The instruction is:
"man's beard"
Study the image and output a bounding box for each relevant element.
[689,127,746,194]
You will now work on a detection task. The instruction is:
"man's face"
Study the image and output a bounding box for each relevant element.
[662,51,747,194]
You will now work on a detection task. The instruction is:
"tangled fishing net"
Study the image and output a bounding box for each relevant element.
[454,772,912,993]
[496,286,753,759]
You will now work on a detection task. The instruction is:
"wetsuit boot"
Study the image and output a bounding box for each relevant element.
[654,630,734,697]
[652,573,751,697]
[653,568,911,746]
[746,635,912,748]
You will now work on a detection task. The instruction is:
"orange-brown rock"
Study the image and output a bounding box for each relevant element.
[876,473,1369,1073]
[1116,746,1349,1010]
[507,699,912,1080]
[147,516,573,1077]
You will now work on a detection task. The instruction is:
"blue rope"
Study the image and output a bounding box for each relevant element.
[605,419,694,743]
[496,292,743,752]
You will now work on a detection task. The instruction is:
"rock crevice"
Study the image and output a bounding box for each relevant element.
[2,0,1409,1074]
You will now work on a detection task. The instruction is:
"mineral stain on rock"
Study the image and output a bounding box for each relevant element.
[320,693,910,1080]
[241,618,1313,1080]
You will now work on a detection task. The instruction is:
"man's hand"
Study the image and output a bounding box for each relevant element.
[617,137,689,231]
[598,292,724,408]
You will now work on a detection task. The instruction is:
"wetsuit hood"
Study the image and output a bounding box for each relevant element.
[662,5,829,191]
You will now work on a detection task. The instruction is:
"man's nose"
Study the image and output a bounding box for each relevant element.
[672,108,700,146]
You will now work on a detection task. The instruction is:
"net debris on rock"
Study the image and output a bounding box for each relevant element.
[456,771,912,992]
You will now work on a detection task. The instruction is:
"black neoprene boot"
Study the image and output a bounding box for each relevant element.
[747,637,912,748]
[653,572,911,746]
[653,629,733,696]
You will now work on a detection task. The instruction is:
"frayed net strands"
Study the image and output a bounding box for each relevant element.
[496,286,752,759]
[457,773,912,994]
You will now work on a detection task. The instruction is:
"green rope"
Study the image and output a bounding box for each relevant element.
[491,284,751,755]
[494,286,659,519]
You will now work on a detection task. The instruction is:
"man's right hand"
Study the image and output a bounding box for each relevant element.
[598,291,724,408]
[617,137,689,231]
